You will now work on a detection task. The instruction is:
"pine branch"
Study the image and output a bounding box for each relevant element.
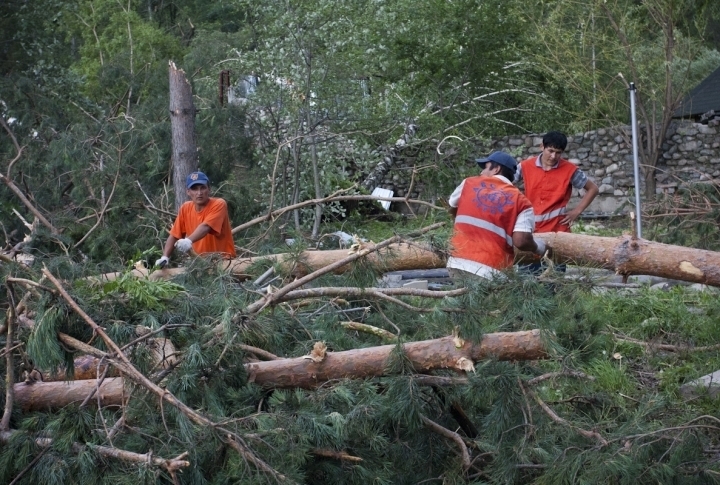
[241,222,446,316]
[524,383,608,446]
[421,414,471,471]
[42,267,295,484]
[0,430,190,475]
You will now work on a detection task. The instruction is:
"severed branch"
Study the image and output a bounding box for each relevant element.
[42,267,295,484]
[312,448,363,462]
[421,414,471,471]
[527,370,596,386]
[272,286,467,313]
[523,382,608,446]
[241,222,446,316]
[0,430,190,475]
[612,332,720,353]
[340,321,397,341]
[239,344,280,361]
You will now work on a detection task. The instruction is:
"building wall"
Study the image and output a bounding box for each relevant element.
[367,120,720,214]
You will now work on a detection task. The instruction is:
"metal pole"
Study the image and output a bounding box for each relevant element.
[629,82,642,238]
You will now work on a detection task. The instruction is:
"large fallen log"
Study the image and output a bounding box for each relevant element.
[536,233,720,287]
[95,242,447,282]
[246,329,545,388]
[17,330,545,408]
[42,354,118,381]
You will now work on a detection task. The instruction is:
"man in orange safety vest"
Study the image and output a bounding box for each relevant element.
[447,151,548,280]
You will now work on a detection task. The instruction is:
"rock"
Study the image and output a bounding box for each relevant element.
[680,370,720,399]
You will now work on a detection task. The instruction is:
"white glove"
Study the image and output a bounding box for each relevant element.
[175,238,193,253]
[533,238,547,256]
[155,256,169,268]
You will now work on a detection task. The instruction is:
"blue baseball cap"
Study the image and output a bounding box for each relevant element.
[186,171,209,189]
[475,151,517,172]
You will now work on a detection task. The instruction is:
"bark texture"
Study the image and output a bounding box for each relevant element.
[42,355,118,381]
[169,60,198,212]
[16,330,545,407]
[246,329,546,389]
[97,242,447,282]
[13,377,125,411]
[537,232,720,286]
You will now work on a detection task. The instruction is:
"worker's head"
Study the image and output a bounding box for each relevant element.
[476,151,517,180]
[186,171,210,209]
[540,131,568,167]
[542,131,568,151]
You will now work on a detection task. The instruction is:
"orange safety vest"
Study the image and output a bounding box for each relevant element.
[450,176,533,270]
[520,157,576,233]
[170,198,237,258]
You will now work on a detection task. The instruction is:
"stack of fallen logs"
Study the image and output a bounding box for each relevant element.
[4,224,720,478]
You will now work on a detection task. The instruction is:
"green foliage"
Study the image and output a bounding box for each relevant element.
[4,0,720,483]
[90,269,186,312]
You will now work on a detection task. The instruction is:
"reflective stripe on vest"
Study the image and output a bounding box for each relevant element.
[455,215,513,246]
[535,206,567,223]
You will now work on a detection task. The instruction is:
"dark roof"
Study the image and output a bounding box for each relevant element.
[674,65,720,118]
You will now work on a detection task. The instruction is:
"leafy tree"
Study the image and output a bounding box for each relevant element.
[526,0,720,196]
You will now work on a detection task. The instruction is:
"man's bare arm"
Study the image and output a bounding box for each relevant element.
[563,179,599,225]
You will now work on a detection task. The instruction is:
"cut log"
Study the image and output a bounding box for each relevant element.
[13,377,125,411]
[40,338,176,382]
[17,330,545,408]
[535,233,720,287]
[96,242,447,282]
[246,329,545,389]
[42,354,118,381]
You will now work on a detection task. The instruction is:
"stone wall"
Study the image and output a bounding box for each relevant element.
[368,120,720,214]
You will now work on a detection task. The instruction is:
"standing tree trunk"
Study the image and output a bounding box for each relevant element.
[169,60,198,212]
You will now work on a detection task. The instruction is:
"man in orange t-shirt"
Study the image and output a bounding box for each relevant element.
[155,171,236,267]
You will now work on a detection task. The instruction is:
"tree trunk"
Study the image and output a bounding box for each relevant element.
[13,377,125,411]
[98,242,447,282]
[537,232,720,286]
[15,330,544,407]
[100,233,720,288]
[169,60,198,212]
[246,329,545,389]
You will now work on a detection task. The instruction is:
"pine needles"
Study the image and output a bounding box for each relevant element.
[3,245,720,483]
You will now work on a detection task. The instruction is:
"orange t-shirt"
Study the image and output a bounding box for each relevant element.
[170,198,236,258]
